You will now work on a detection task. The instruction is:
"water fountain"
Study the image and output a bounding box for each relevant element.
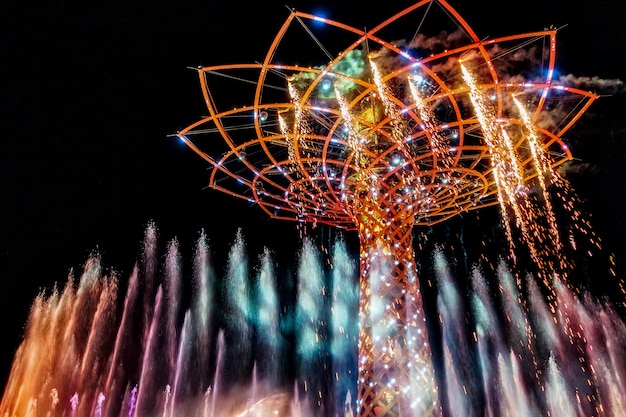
[1,221,625,417]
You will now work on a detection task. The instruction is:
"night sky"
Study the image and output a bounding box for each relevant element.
[1,0,625,390]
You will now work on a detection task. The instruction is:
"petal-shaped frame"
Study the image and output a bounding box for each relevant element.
[178,0,598,230]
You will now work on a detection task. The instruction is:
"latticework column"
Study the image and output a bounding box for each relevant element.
[354,196,441,417]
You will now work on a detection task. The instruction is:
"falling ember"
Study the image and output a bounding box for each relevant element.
[369,60,409,151]
[407,79,454,172]
[460,63,539,264]
[334,87,365,169]
[513,96,566,271]
[459,63,579,276]
[278,113,296,166]
[286,81,308,165]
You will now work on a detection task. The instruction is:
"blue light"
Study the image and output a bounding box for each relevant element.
[311,11,330,27]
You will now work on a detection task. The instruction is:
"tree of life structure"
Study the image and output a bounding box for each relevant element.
[177,1,597,416]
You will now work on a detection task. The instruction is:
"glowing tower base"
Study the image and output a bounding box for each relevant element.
[355,198,440,417]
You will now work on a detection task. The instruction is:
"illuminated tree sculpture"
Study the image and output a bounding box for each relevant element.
[177,1,597,416]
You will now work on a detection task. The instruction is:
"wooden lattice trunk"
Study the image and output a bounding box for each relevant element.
[354,197,441,417]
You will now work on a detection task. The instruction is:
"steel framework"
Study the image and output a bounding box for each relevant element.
[177,1,597,416]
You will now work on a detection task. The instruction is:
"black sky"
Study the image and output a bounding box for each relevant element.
[1,0,625,389]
